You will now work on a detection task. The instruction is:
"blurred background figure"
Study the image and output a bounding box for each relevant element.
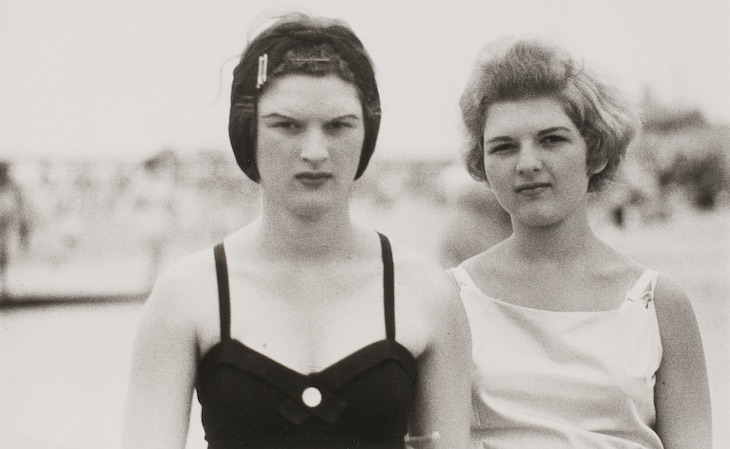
[127,151,178,291]
[437,165,512,268]
[601,156,657,229]
[0,161,31,298]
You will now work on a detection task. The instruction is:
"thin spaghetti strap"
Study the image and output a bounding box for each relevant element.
[626,269,659,308]
[378,233,396,341]
[213,243,231,341]
[627,269,658,299]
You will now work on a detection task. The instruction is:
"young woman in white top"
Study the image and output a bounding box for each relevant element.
[452,38,712,448]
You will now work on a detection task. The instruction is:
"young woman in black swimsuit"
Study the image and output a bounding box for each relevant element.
[122,13,471,449]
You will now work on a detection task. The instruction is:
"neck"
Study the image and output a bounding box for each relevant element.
[256,198,358,261]
[510,201,598,263]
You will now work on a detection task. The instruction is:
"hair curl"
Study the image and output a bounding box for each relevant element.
[229,13,381,182]
[460,38,640,192]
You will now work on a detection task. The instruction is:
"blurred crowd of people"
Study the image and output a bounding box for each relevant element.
[0,151,258,294]
[0,108,727,294]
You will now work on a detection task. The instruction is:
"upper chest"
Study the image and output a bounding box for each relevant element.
[475,263,638,312]
[236,258,383,301]
[196,254,430,372]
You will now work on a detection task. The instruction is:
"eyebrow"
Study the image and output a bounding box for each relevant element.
[260,113,361,121]
[485,126,573,144]
[484,136,512,144]
[330,114,361,121]
[537,126,572,136]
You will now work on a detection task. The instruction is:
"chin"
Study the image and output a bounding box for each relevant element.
[522,217,562,227]
[512,208,564,227]
[289,197,340,219]
[279,186,352,220]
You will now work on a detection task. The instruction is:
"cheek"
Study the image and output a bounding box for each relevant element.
[254,134,289,182]
[256,128,294,154]
[482,159,507,187]
[570,156,593,184]
[256,127,281,149]
[336,131,366,164]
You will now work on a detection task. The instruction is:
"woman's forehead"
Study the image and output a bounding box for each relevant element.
[483,97,576,135]
[257,74,363,118]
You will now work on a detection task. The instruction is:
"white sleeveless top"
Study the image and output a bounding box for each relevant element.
[450,266,664,449]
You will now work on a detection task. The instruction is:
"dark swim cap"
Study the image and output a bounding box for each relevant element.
[228,14,381,182]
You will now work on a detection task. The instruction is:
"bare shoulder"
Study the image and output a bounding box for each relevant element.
[653,273,691,306]
[388,239,458,304]
[387,238,470,357]
[143,247,218,333]
[652,273,698,334]
[386,239,466,341]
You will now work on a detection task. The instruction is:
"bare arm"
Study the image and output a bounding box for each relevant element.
[408,271,472,449]
[122,268,200,449]
[654,275,712,448]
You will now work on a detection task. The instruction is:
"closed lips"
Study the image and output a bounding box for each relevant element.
[296,172,331,179]
[516,182,550,192]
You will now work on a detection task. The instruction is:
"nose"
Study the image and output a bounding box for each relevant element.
[300,129,329,163]
[516,144,542,174]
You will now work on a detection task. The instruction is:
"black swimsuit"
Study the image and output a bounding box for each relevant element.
[196,233,417,449]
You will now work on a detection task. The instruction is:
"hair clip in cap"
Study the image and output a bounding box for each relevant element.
[290,57,332,62]
[256,54,268,89]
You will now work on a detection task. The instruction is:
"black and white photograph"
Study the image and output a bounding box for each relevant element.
[1,1,728,448]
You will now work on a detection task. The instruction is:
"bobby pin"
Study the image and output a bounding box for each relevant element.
[256,54,268,89]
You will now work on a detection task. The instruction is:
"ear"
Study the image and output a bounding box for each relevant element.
[481,167,491,187]
[588,159,608,175]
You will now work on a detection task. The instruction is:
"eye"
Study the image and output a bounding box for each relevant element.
[326,120,355,132]
[542,135,568,145]
[487,143,515,154]
[270,120,299,130]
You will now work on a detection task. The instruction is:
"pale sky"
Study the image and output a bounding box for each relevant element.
[1,0,728,162]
